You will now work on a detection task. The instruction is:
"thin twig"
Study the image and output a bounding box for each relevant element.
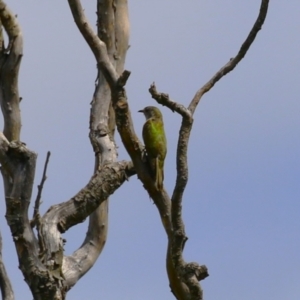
[31,151,51,228]
[188,0,269,114]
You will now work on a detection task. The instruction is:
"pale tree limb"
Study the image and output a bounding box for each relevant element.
[63,0,131,289]
[67,0,156,201]
[39,159,135,271]
[0,1,136,299]
[0,4,22,299]
[0,230,14,300]
[0,0,22,142]
[150,1,269,299]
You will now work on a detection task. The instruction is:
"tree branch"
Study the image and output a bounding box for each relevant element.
[0,140,51,298]
[0,17,4,56]
[67,0,118,87]
[148,2,269,299]
[31,151,51,229]
[63,0,132,289]
[0,0,23,142]
[39,160,134,287]
[0,134,135,297]
[188,0,269,114]
[149,83,191,119]
[68,2,190,297]
[0,230,14,300]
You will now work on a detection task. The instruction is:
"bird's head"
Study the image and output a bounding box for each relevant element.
[138,106,163,120]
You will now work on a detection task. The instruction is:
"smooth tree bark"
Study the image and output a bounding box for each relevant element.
[0,1,269,300]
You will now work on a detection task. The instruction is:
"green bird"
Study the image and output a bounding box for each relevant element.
[139,106,167,190]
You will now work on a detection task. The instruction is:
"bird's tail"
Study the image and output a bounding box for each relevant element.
[155,158,164,191]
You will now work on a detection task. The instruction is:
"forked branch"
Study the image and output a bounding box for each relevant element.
[150,1,269,299]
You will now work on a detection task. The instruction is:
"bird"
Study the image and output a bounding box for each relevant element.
[139,106,167,190]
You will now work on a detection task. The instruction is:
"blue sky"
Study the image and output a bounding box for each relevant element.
[0,1,299,299]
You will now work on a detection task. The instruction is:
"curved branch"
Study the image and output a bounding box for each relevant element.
[148,2,269,299]
[63,0,132,288]
[0,96,135,299]
[188,0,269,114]
[38,160,134,289]
[67,0,118,86]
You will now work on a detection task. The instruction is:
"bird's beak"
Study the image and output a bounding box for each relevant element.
[138,109,144,113]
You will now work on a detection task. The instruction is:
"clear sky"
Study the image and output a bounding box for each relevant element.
[1,1,299,299]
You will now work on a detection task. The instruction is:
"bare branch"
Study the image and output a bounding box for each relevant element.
[31,151,51,229]
[117,70,130,88]
[39,160,134,290]
[63,1,132,288]
[85,1,121,286]
[0,1,20,41]
[0,0,23,142]
[68,2,148,191]
[1,134,135,297]
[0,132,9,160]
[0,141,53,297]
[148,2,270,299]
[0,17,4,56]
[188,0,269,114]
[149,83,191,119]
[68,0,145,181]
[67,0,118,86]
[0,230,14,300]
